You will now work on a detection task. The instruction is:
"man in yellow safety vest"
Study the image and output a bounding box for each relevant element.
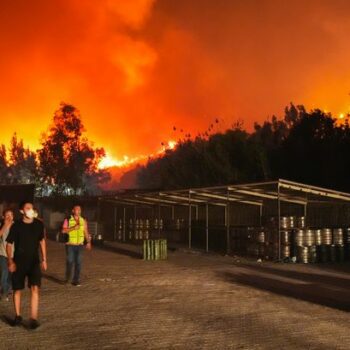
[62,204,91,286]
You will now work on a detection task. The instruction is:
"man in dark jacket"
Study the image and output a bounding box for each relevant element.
[6,201,47,329]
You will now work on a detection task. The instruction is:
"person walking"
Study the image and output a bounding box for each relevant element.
[62,204,91,286]
[6,201,47,329]
[0,209,14,301]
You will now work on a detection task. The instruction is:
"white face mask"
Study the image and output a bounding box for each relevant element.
[25,208,35,219]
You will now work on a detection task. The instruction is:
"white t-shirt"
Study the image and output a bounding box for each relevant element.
[0,223,14,258]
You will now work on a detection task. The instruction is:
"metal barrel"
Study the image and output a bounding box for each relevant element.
[330,245,337,263]
[159,240,163,259]
[289,216,296,229]
[149,240,152,260]
[297,246,317,264]
[345,228,350,244]
[295,229,304,246]
[316,245,330,263]
[297,216,305,228]
[154,240,159,260]
[143,240,146,259]
[314,229,322,246]
[150,240,153,260]
[280,230,291,245]
[333,228,344,245]
[336,245,345,262]
[309,246,317,263]
[143,240,151,260]
[344,244,350,261]
[257,231,265,243]
[163,239,168,259]
[266,243,278,260]
[321,228,332,245]
[247,243,260,257]
[268,231,278,244]
[304,229,315,246]
[281,245,291,258]
[280,217,290,229]
[258,243,265,257]
[296,246,310,263]
[163,239,167,259]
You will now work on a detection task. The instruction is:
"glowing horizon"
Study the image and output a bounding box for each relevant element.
[2,1,350,162]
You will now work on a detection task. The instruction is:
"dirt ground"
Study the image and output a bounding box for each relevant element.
[0,240,349,349]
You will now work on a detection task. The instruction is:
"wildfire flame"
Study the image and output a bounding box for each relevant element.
[98,140,177,169]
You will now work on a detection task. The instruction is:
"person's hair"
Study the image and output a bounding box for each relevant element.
[72,203,81,210]
[3,208,14,216]
[19,200,33,210]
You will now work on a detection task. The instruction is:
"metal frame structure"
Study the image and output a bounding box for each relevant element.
[99,179,350,256]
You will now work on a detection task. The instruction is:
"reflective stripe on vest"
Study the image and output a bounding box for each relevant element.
[68,216,85,244]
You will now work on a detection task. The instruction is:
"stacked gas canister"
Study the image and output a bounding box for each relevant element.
[293,227,350,263]
[116,219,151,240]
[246,217,350,263]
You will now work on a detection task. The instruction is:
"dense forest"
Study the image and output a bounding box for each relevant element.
[2,103,350,195]
[137,104,350,192]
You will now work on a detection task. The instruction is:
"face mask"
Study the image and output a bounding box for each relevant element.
[25,209,35,219]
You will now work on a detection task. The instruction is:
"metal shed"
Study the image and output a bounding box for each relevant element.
[98,179,350,262]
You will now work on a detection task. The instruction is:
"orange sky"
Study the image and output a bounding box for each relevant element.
[1,0,350,163]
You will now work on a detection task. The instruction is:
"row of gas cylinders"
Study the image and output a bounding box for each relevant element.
[143,239,168,260]
[295,245,347,263]
[250,228,350,246]
[247,241,350,263]
[117,218,165,230]
[116,219,164,240]
[269,216,306,229]
[294,228,349,246]
[116,218,187,240]
[117,218,186,232]
[116,230,150,240]
[247,228,350,263]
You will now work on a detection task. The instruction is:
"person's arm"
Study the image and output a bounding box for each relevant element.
[0,225,5,237]
[61,218,78,233]
[40,238,47,271]
[6,225,16,272]
[84,220,92,249]
[6,243,16,272]
[0,220,11,237]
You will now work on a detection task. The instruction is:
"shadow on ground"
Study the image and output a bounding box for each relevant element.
[95,243,142,259]
[220,263,350,312]
[42,273,66,285]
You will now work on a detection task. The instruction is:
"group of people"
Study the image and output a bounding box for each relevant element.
[0,201,91,329]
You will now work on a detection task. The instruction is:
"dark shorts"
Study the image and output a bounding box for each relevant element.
[12,261,42,290]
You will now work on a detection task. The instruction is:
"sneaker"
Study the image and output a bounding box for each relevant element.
[29,318,40,330]
[12,315,23,327]
[71,281,81,287]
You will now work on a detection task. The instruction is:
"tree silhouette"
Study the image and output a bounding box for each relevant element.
[137,104,350,192]
[0,144,9,183]
[7,133,37,184]
[37,103,110,195]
